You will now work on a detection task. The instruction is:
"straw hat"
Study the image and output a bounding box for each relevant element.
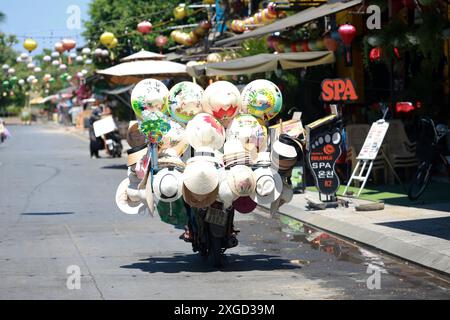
[182,160,219,208]
[233,196,257,214]
[185,113,225,151]
[158,148,185,170]
[127,144,148,167]
[251,167,282,205]
[217,169,238,209]
[240,79,283,121]
[202,81,240,123]
[167,81,204,124]
[227,114,267,161]
[222,139,251,167]
[256,152,272,166]
[127,121,147,148]
[115,178,146,215]
[158,120,189,156]
[153,168,183,203]
[227,165,256,197]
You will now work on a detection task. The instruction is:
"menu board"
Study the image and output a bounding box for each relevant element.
[357,120,389,160]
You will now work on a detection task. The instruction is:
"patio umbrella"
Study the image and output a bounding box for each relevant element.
[96,50,188,85]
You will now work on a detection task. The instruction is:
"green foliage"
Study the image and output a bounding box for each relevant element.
[83,0,208,63]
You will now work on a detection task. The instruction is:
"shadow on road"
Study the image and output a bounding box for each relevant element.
[21,211,75,216]
[101,164,128,170]
[378,216,450,241]
[120,253,300,273]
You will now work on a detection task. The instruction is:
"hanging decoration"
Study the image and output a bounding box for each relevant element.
[369,47,382,62]
[229,2,283,33]
[170,20,211,46]
[173,4,187,20]
[54,42,65,54]
[266,36,326,53]
[138,21,153,34]
[23,38,38,53]
[100,32,115,46]
[338,23,357,66]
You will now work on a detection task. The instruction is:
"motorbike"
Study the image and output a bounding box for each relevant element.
[103,129,123,158]
[183,202,239,268]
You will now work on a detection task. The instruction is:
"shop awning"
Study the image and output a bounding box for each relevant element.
[215,0,362,46]
[187,51,335,77]
[102,84,135,95]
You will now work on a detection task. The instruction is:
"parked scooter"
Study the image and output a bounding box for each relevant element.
[104,129,123,158]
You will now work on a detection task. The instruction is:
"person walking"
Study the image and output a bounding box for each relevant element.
[88,107,104,159]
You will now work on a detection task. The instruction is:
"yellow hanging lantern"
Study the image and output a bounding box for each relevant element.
[100,32,115,46]
[23,38,38,53]
[108,38,118,49]
[173,4,187,20]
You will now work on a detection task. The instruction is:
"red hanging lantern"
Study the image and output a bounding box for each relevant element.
[54,42,65,54]
[155,35,168,54]
[137,21,153,34]
[369,47,382,62]
[62,39,76,51]
[338,23,356,66]
[323,36,338,52]
[393,47,401,60]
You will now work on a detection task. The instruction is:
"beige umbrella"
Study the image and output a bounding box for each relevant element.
[96,50,188,85]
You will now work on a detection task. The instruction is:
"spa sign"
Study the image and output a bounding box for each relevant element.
[321,78,358,102]
[307,127,343,195]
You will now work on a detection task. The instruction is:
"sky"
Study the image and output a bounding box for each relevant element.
[0,0,91,55]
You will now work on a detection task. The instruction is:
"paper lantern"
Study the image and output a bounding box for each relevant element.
[227,114,268,156]
[131,79,169,118]
[240,79,283,121]
[76,55,84,63]
[62,39,76,51]
[33,67,42,73]
[173,4,187,20]
[138,21,153,34]
[23,38,38,52]
[139,110,171,144]
[81,69,88,75]
[7,68,15,75]
[185,113,225,151]
[2,64,9,71]
[43,55,52,62]
[107,38,118,49]
[202,81,240,124]
[59,64,67,70]
[100,32,115,46]
[2,80,9,88]
[82,47,91,55]
[338,24,356,47]
[155,35,168,48]
[369,47,382,62]
[27,63,35,70]
[54,42,65,53]
[18,79,25,86]
[52,60,60,66]
[167,81,204,124]
[101,49,109,57]
[86,59,93,65]
[94,48,103,56]
[207,53,222,63]
[159,120,189,156]
[51,51,60,58]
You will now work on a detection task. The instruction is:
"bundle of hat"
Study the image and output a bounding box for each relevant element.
[115,78,302,219]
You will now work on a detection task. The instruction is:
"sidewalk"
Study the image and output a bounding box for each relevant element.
[268,190,450,275]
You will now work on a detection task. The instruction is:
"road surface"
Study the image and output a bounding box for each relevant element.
[0,124,449,299]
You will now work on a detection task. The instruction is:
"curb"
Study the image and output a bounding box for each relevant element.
[266,202,450,276]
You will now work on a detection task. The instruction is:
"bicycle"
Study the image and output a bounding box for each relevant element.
[408,118,449,200]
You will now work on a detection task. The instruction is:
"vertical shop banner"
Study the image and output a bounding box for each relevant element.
[307,127,343,195]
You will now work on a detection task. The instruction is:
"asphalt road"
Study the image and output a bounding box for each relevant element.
[1,124,450,300]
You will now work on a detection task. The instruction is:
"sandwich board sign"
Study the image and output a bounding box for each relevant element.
[358,120,390,160]
[344,119,390,197]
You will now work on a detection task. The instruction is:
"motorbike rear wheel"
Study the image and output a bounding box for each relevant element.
[209,232,223,268]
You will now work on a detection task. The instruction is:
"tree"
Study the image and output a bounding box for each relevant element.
[83,0,208,63]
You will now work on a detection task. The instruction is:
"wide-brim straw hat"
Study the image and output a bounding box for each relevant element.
[251,167,283,205]
[185,112,225,151]
[227,165,256,197]
[233,196,257,214]
[115,178,146,215]
[153,168,183,203]
[217,169,238,209]
[183,159,219,195]
[127,121,147,148]
[127,144,148,167]
[183,185,219,208]
[158,149,185,170]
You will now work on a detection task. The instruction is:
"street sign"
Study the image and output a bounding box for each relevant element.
[357,120,390,160]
